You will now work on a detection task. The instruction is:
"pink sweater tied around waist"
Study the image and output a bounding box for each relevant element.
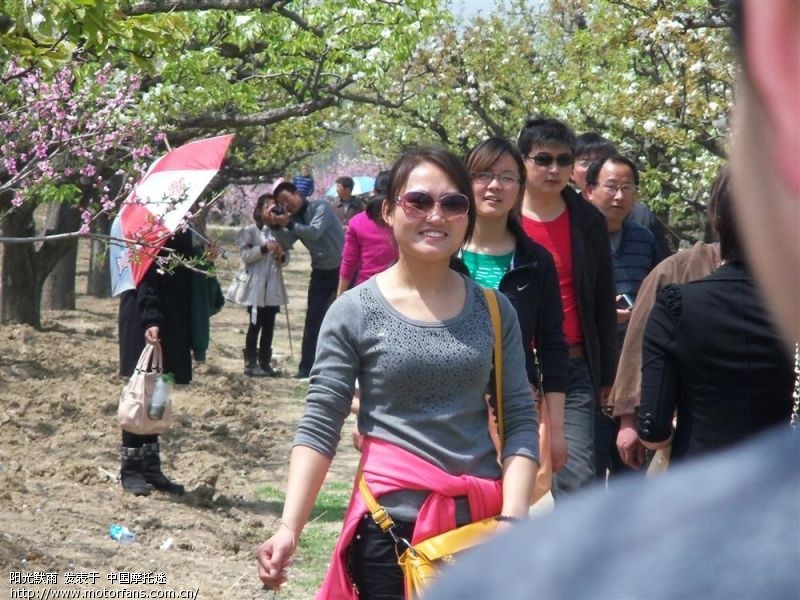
[315,437,502,600]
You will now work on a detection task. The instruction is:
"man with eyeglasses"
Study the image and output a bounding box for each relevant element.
[517,117,617,499]
[574,132,672,261]
[585,154,659,483]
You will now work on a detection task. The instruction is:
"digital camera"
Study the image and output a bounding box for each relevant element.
[268,204,286,230]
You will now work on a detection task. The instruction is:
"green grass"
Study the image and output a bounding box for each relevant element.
[255,481,353,597]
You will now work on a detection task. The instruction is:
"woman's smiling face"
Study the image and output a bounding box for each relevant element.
[384,160,469,263]
[471,152,523,221]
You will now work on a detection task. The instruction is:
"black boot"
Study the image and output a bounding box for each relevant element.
[257,347,278,377]
[142,442,185,496]
[120,447,152,496]
[243,349,268,377]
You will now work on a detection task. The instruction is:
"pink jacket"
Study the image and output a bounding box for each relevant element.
[339,212,397,285]
[316,437,502,599]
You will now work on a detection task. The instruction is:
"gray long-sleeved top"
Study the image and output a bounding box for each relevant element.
[294,275,539,482]
[272,199,344,271]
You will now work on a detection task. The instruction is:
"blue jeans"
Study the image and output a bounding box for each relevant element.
[552,357,596,500]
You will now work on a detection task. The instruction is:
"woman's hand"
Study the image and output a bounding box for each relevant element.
[206,242,222,262]
[144,326,160,345]
[266,241,284,260]
[617,415,646,468]
[257,525,296,590]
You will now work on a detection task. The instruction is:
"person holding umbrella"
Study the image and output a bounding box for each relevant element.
[114,134,234,496]
[118,230,197,496]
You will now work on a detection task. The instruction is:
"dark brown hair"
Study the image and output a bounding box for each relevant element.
[384,146,476,244]
[466,137,526,208]
[709,166,742,261]
[253,193,274,227]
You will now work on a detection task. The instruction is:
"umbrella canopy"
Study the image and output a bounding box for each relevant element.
[324,175,375,198]
[109,134,235,296]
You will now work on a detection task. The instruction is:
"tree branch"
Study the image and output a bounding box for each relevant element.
[123,0,281,16]
[174,94,340,131]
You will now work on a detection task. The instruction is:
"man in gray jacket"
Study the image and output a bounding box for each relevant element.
[269,181,344,379]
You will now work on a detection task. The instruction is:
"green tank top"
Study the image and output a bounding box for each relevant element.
[460,249,513,290]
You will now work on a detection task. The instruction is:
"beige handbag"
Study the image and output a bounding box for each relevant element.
[118,342,173,434]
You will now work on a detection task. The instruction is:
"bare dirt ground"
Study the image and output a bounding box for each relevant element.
[0,231,361,600]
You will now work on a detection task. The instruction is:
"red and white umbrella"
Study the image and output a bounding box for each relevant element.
[110,134,235,295]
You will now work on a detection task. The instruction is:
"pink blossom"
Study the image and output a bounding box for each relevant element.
[4,157,17,176]
[167,178,188,200]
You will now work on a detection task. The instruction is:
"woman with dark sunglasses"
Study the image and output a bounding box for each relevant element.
[462,137,569,474]
[257,147,539,599]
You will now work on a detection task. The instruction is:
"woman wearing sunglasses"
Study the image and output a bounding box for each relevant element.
[257,147,539,599]
[462,137,569,473]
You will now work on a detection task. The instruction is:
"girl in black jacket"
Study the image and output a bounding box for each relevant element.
[462,137,570,471]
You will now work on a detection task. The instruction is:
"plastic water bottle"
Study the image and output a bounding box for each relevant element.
[109,524,136,544]
[148,373,174,420]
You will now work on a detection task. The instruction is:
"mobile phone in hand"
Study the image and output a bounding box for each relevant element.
[617,293,634,309]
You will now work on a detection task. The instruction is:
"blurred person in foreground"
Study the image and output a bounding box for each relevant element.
[425,1,799,597]
[257,147,538,599]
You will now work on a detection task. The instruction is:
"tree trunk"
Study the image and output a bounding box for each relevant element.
[42,203,79,310]
[0,202,80,329]
[87,212,111,298]
[1,207,44,328]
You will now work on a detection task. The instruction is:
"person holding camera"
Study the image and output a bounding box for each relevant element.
[226,193,289,377]
[267,181,344,380]
[584,154,659,482]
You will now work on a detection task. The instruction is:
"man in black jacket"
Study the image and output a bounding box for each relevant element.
[517,117,617,498]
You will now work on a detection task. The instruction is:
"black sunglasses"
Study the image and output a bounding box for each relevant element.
[525,153,574,167]
[398,190,470,220]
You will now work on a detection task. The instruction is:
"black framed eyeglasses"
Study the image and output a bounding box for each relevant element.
[470,172,522,186]
[525,153,574,167]
[599,183,637,196]
[397,190,470,220]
